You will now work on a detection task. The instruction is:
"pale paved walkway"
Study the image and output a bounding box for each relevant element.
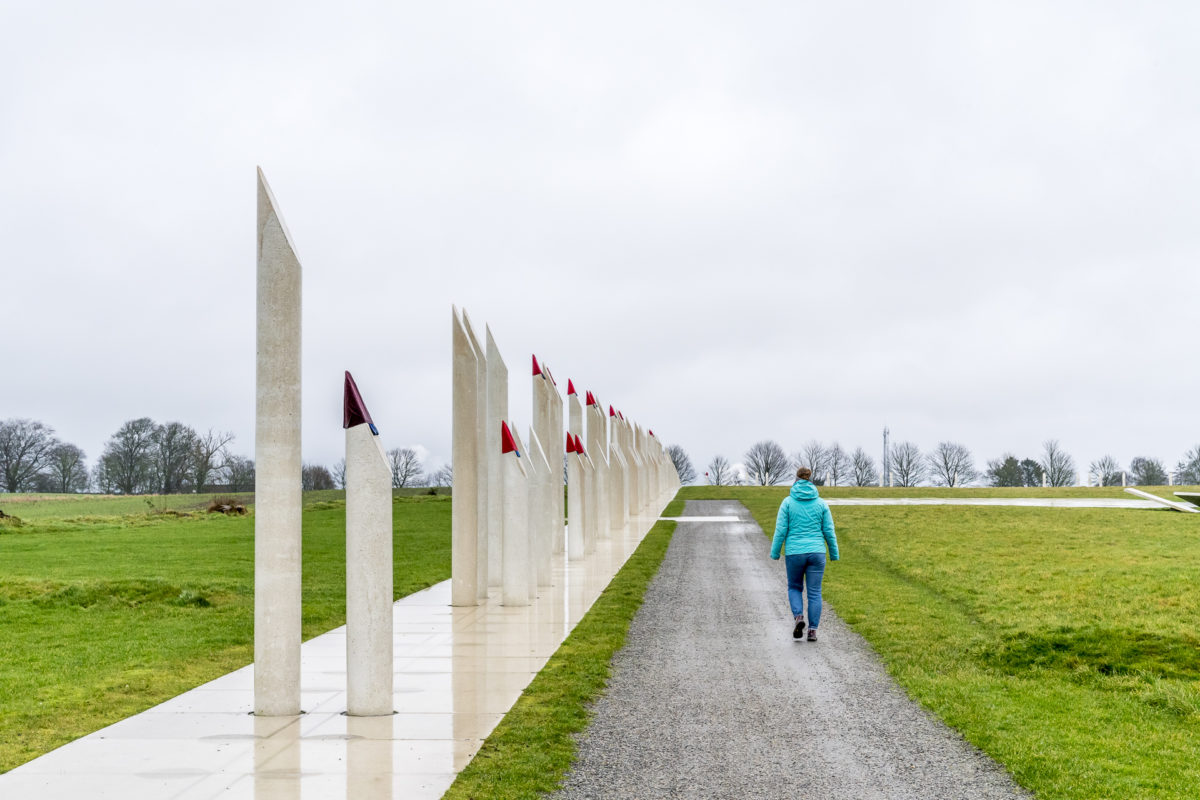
[0,508,665,800]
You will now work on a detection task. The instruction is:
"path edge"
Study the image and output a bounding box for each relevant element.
[443,516,678,800]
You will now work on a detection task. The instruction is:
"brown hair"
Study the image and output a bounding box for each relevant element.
[796,467,812,481]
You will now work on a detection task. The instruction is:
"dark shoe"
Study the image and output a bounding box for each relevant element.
[792,615,806,639]
[807,628,818,642]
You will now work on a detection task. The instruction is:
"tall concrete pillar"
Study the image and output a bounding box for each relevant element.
[545,367,565,555]
[608,406,629,534]
[451,309,479,607]
[636,425,651,514]
[486,327,508,587]
[254,167,302,717]
[566,384,585,560]
[576,435,598,556]
[625,418,642,517]
[527,427,552,591]
[532,358,556,584]
[586,394,610,540]
[500,421,530,606]
[461,312,490,601]
[343,372,393,716]
[566,432,584,560]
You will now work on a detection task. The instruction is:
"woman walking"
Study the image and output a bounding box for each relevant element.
[770,467,839,641]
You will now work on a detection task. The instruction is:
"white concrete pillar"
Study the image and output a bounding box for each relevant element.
[461,312,489,601]
[578,438,598,556]
[608,407,628,534]
[625,418,642,518]
[486,327,508,587]
[567,387,585,560]
[527,427,552,591]
[500,421,530,606]
[343,372,394,716]
[545,368,565,555]
[566,432,585,560]
[254,167,302,717]
[532,359,556,584]
[451,309,479,607]
[586,394,610,541]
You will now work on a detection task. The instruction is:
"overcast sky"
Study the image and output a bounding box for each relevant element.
[3,2,1198,484]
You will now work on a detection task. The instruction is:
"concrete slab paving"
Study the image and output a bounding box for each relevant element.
[0,510,664,799]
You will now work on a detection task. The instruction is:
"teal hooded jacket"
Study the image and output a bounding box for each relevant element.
[770,480,839,560]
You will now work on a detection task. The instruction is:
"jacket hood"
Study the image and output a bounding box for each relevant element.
[790,480,819,501]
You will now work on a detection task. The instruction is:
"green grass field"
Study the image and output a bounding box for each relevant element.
[0,493,451,772]
[690,485,1200,800]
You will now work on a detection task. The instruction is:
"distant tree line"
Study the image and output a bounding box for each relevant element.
[0,416,459,496]
[668,437,1199,489]
[0,417,249,495]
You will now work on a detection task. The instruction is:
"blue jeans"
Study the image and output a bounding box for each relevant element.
[785,552,826,628]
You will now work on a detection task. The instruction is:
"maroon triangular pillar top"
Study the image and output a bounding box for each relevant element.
[566,433,577,454]
[532,354,542,377]
[343,371,378,435]
[501,420,520,456]
[586,391,596,407]
[574,434,586,456]
[567,379,576,396]
[609,405,616,417]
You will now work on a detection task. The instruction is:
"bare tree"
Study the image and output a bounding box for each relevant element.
[430,463,453,487]
[331,458,347,489]
[849,447,878,486]
[302,463,335,491]
[43,443,89,493]
[826,442,849,486]
[1129,456,1168,486]
[926,441,978,487]
[1089,455,1122,486]
[387,447,424,488]
[795,440,829,484]
[0,418,59,492]
[665,444,697,485]
[98,417,158,494]
[224,455,255,492]
[889,441,925,487]
[1039,439,1076,487]
[191,429,234,493]
[745,440,791,486]
[1175,446,1200,485]
[706,455,737,486]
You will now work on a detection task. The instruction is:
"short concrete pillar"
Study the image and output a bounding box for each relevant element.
[254,168,303,717]
[343,372,394,716]
[500,421,531,606]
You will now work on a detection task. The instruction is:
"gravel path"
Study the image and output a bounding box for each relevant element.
[549,500,1031,800]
